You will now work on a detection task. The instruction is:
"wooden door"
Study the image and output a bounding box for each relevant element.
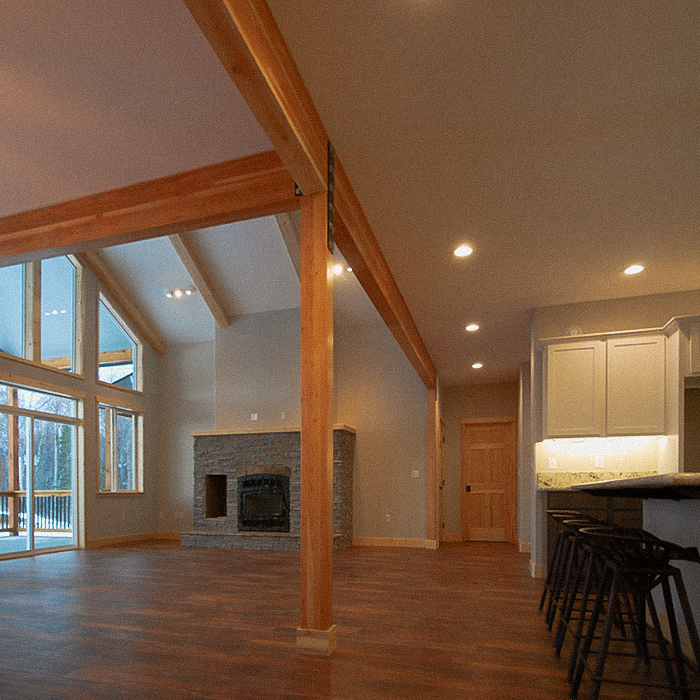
[461,418,516,543]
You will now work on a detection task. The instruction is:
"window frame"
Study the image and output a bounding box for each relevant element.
[96,292,143,394]
[97,398,144,495]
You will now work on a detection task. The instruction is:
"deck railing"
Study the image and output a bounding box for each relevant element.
[0,491,72,533]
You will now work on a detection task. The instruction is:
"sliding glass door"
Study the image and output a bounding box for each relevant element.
[0,383,78,556]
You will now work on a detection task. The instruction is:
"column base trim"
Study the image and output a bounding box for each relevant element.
[296,625,337,656]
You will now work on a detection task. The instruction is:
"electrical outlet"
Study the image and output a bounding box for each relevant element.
[548,457,557,470]
[411,469,420,478]
[385,514,391,522]
[595,456,604,469]
[280,410,286,420]
[250,413,258,421]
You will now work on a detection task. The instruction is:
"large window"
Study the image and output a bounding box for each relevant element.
[98,295,141,391]
[0,257,80,373]
[98,402,142,493]
[0,381,79,553]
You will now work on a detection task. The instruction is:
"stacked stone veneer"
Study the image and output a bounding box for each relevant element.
[181,427,355,552]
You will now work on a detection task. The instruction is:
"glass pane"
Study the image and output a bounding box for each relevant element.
[0,264,24,358]
[0,416,30,555]
[98,301,136,390]
[41,257,75,371]
[0,384,8,406]
[116,411,135,490]
[15,386,76,418]
[33,419,74,550]
[98,405,108,491]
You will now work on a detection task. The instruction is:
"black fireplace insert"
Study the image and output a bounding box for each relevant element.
[237,474,290,532]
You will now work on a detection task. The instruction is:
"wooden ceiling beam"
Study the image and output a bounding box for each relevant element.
[0,150,296,264]
[334,157,437,390]
[76,250,167,357]
[168,233,232,327]
[183,0,328,196]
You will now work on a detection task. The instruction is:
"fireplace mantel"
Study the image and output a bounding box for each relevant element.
[190,424,356,437]
[181,427,355,552]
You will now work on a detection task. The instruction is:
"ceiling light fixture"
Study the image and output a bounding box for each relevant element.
[465,323,480,332]
[332,264,344,276]
[166,286,196,299]
[472,362,483,369]
[624,264,644,275]
[454,244,473,258]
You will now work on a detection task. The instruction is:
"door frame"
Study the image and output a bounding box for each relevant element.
[460,417,517,544]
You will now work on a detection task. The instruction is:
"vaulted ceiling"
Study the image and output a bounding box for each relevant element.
[2,0,699,385]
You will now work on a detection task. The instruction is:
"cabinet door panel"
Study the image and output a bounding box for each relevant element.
[545,341,605,437]
[607,336,665,435]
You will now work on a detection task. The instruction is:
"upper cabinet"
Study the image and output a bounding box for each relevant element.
[545,340,606,437]
[544,334,666,438]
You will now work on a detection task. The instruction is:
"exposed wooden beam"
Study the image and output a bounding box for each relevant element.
[0,151,296,264]
[275,211,301,280]
[76,251,167,357]
[168,234,232,327]
[184,0,328,196]
[334,158,437,390]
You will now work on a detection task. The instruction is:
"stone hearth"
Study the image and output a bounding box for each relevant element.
[181,426,355,552]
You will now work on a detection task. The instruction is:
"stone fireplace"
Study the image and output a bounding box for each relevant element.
[181,426,354,551]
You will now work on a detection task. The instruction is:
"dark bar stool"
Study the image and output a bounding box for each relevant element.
[542,513,599,631]
[569,528,700,700]
[540,510,585,612]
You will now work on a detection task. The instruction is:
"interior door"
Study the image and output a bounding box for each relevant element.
[461,418,516,543]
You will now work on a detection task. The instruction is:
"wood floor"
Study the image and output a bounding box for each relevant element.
[0,541,694,700]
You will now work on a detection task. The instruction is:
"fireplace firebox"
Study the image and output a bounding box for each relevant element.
[237,474,290,532]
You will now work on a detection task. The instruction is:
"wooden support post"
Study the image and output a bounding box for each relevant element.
[8,388,20,536]
[297,192,335,656]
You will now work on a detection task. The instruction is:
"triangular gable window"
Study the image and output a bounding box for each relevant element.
[98,295,141,392]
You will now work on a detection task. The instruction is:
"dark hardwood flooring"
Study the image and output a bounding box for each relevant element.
[0,541,695,699]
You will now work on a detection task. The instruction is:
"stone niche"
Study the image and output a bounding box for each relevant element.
[181,426,355,552]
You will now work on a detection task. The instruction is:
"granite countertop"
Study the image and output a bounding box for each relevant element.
[569,473,700,499]
[536,471,657,491]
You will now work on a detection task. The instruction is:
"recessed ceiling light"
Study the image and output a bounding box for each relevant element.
[472,362,483,369]
[167,286,196,299]
[333,264,344,276]
[624,264,644,275]
[454,244,473,258]
[466,323,480,332]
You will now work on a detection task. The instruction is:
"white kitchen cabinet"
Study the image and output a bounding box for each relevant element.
[545,340,606,437]
[606,336,666,435]
[544,334,666,438]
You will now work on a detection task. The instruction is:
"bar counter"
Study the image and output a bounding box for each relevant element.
[570,473,700,499]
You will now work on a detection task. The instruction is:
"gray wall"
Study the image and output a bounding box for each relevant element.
[158,307,430,541]
[157,341,215,533]
[440,382,520,537]
[335,321,428,540]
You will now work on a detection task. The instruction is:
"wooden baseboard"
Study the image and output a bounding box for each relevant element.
[353,537,438,549]
[440,532,462,543]
[85,532,181,549]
